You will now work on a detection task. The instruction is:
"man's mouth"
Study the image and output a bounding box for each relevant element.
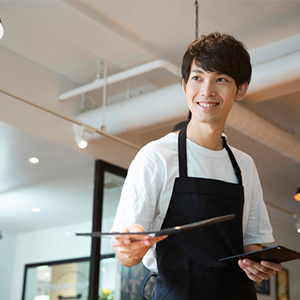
[197,102,219,108]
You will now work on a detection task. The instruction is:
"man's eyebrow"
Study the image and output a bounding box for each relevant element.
[215,71,228,76]
[190,69,204,74]
[190,69,228,76]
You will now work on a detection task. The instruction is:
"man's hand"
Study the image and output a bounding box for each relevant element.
[238,244,282,282]
[238,259,282,282]
[111,224,168,267]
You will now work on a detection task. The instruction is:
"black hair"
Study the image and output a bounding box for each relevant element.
[181,32,252,88]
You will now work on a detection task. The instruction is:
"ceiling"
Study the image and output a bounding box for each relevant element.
[0,0,300,235]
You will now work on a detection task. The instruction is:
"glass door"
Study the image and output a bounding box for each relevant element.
[23,258,90,300]
[99,170,125,300]
[96,162,155,300]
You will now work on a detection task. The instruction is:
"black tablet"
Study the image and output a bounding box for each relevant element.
[219,245,300,266]
[67,214,235,240]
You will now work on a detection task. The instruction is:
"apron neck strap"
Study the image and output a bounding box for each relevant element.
[178,126,188,178]
[222,136,243,185]
[178,127,243,185]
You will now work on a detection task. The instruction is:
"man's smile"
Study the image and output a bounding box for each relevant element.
[197,102,219,108]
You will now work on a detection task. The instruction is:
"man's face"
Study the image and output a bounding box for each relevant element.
[183,60,247,127]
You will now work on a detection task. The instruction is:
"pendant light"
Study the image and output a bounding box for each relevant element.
[0,17,4,40]
[294,187,300,201]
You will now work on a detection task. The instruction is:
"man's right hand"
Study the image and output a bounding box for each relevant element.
[111,224,168,267]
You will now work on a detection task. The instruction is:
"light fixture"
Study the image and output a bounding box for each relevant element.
[0,17,4,40]
[75,135,88,149]
[29,157,39,164]
[294,187,300,201]
[75,125,88,149]
[32,207,41,213]
[74,125,96,149]
[293,215,300,234]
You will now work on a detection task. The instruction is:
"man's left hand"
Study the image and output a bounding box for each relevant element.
[238,259,282,282]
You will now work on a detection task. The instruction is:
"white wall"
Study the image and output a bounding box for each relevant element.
[9,221,92,300]
[0,231,17,300]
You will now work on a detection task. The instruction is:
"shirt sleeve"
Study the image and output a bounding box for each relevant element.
[111,145,163,232]
[243,163,275,246]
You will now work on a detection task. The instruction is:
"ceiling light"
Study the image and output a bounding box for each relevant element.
[0,18,4,40]
[32,207,41,213]
[293,215,300,233]
[29,157,39,164]
[75,125,88,149]
[75,135,88,149]
[294,187,300,201]
[44,272,50,277]
[295,221,300,234]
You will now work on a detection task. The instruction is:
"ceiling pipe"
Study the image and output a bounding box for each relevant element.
[248,50,300,95]
[73,83,188,138]
[74,83,300,163]
[227,104,300,163]
[59,60,181,101]
[61,33,300,102]
[74,48,300,163]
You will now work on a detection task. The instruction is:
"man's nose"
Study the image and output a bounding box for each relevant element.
[200,81,217,98]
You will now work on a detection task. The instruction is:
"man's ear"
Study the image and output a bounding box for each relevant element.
[235,82,248,101]
[182,79,187,95]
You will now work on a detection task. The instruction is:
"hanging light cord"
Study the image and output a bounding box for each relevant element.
[195,0,199,39]
[101,60,107,132]
[188,0,199,120]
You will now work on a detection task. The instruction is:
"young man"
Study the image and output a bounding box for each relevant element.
[111,32,282,299]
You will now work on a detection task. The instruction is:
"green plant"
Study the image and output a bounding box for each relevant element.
[99,288,114,300]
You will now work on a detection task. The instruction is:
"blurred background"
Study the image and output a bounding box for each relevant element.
[0,1,300,299]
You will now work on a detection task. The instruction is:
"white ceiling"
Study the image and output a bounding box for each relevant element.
[0,0,300,235]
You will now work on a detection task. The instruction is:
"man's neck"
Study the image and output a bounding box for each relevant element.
[186,120,225,151]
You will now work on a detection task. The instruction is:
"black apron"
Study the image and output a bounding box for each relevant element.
[140,126,257,300]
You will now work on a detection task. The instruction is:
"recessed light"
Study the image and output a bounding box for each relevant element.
[32,207,41,213]
[29,157,39,164]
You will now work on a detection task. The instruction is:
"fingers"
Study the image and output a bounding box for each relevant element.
[111,234,150,247]
[111,224,168,260]
[260,260,283,272]
[239,259,282,282]
[112,234,168,259]
[111,224,148,247]
[239,259,270,282]
[118,235,168,257]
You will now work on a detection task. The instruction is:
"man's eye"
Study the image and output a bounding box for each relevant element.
[217,78,227,82]
[192,76,201,81]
